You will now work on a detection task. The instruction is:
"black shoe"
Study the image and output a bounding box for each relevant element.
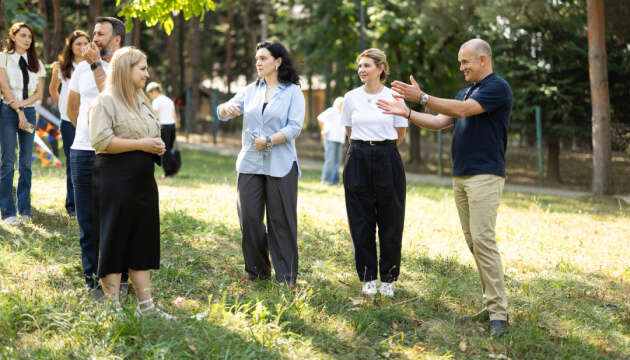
[489,320,509,337]
[460,308,490,322]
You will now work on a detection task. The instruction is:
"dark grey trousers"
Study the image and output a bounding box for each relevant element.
[237,162,298,285]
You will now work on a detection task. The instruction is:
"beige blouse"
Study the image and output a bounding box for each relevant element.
[88,92,161,154]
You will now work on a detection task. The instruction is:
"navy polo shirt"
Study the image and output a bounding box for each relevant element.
[451,72,513,177]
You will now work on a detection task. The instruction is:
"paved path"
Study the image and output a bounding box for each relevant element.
[179,141,591,198]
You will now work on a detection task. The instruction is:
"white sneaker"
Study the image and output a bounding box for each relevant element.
[362,280,378,296]
[19,216,31,224]
[3,216,19,226]
[379,282,395,297]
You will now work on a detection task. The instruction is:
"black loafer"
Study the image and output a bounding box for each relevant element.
[489,320,509,337]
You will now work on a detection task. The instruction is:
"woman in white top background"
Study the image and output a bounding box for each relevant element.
[341,48,407,297]
[49,30,89,218]
[0,22,46,226]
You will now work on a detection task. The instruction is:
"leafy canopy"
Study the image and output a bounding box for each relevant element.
[117,0,216,35]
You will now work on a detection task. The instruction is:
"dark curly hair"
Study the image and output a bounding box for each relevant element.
[58,30,89,80]
[255,41,300,86]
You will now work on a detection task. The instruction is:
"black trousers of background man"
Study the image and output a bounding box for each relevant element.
[237,162,299,285]
[343,142,406,283]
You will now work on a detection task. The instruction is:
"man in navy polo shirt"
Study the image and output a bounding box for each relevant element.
[376,38,512,337]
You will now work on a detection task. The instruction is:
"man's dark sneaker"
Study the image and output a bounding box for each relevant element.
[490,320,509,337]
[460,308,490,321]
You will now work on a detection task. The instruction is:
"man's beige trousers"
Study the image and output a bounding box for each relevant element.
[453,174,508,321]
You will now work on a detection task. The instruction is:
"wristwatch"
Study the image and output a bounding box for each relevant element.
[90,61,102,71]
[17,106,24,112]
[265,136,273,150]
[419,93,430,106]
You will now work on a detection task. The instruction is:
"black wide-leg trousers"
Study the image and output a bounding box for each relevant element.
[237,162,299,285]
[343,142,406,283]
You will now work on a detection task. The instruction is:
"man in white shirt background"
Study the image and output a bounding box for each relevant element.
[146,81,179,177]
[65,16,126,299]
[317,97,345,185]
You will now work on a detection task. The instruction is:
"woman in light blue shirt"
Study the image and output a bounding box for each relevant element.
[218,41,305,287]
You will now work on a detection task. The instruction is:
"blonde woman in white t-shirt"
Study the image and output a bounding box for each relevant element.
[49,30,89,218]
[0,22,46,226]
[341,48,408,297]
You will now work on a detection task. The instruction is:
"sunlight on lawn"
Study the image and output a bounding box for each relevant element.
[1,150,628,359]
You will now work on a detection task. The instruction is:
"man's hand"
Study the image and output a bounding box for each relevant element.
[391,75,424,103]
[140,137,166,155]
[376,96,409,118]
[254,130,267,151]
[82,42,101,65]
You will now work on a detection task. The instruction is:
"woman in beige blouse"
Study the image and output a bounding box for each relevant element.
[88,47,173,320]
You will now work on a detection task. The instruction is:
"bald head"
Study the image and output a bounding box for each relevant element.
[458,39,494,82]
[460,38,493,61]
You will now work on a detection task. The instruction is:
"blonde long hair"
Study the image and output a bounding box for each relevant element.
[106,46,151,118]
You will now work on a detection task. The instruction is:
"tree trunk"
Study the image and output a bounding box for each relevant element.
[188,16,201,133]
[133,18,141,47]
[261,0,270,40]
[587,0,612,194]
[546,137,562,183]
[225,4,234,94]
[167,27,176,96]
[38,0,51,62]
[88,0,102,32]
[240,0,257,81]
[51,0,62,60]
[0,0,7,43]
[178,13,186,131]
[408,124,421,166]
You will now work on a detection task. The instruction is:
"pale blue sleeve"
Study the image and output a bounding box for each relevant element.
[217,86,247,121]
[278,85,305,141]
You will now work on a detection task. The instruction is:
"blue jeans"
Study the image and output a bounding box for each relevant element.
[321,139,343,185]
[0,104,35,218]
[70,149,98,288]
[60,121,76,215]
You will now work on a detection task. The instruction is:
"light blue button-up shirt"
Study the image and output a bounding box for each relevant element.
[218,79,305,177]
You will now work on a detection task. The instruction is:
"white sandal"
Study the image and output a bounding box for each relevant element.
[135,298,176,321]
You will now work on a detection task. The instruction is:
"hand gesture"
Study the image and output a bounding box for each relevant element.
[391,75,423,103]
[17,111,30,131]
[376,95,409,118]
[140,137,166,155]
[254,129,267,151]
[82,42,101,65]
[219,103,241,118]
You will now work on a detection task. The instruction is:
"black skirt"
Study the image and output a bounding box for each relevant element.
[93,151,160,278]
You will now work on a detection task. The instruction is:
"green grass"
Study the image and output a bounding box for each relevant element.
[1,149,629,359]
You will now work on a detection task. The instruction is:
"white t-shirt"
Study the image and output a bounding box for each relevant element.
[68,60,110,151]
[152,94,176,125]
[0,52,46,105]
[317,107,345,143]
[58,62,78,122]
[341,86,407,141]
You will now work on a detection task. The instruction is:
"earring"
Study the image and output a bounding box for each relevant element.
[275,65,279,71]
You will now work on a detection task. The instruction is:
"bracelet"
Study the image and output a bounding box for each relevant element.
[407,107,411,120]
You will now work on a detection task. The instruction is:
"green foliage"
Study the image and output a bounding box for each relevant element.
[117,0,216,34]
[4,0,46,32]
